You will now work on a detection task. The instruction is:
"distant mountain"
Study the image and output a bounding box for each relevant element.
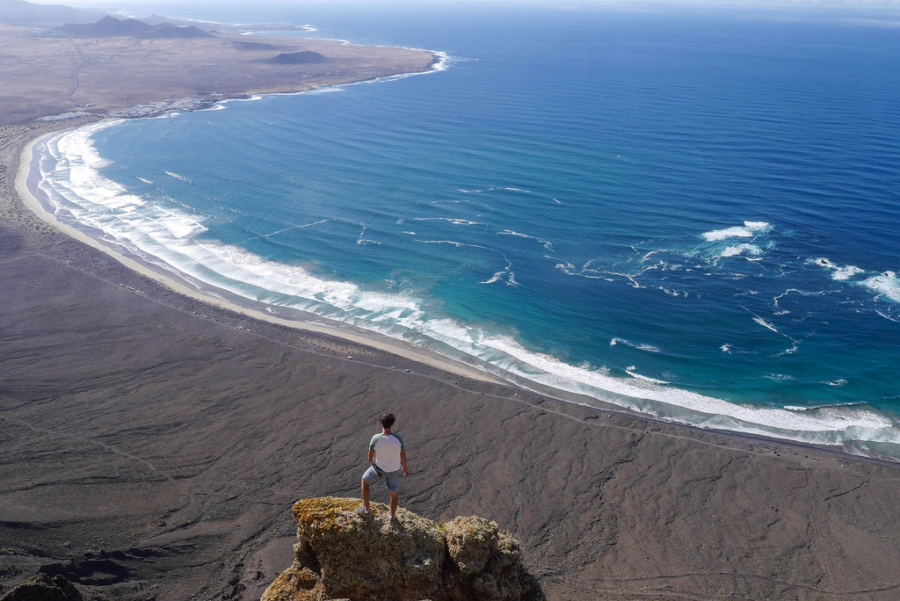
[267,51,327,65]
[0,0,103,26]
[142,21,214,39]
[52,15,214,39]
[234,41,283,51]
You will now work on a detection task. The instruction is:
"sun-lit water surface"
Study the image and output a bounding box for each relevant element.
[36,4,900,458]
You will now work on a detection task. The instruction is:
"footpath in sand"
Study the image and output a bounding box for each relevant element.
[1,23,900,601]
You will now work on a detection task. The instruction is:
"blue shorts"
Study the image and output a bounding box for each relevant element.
[362,464,401,492]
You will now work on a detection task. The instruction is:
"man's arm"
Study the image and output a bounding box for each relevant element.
[368,450,375,466]
[400,450,409,477]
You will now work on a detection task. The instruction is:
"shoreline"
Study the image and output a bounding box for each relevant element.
[4,121,900,601]
[16,127,506,389]
[16,123,900,468]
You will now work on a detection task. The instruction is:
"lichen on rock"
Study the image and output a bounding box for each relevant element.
[444,517,527,601]
[262,497,543,601]
[0,574,83,601]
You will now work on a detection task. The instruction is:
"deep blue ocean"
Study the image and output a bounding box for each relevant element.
[36,3,900,458]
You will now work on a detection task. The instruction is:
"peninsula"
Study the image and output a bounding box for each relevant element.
[0,15,436,124]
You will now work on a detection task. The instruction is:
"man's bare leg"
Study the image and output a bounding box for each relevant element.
[361,479,371,512]
[389,491,399,518]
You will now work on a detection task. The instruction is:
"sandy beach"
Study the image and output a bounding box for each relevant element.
[17,131,506,390]
[2,23,900,601]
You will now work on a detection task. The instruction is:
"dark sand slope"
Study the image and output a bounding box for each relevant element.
[2,135,900,600]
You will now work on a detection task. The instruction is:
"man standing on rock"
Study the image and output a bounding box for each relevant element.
[357,412,409,519]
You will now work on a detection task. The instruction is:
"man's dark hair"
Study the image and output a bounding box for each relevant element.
[379,413,395,429]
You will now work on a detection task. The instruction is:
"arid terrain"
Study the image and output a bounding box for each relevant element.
[0,22,435,124]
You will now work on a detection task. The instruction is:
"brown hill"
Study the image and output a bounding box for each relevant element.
[52,15,212,39]
[267,50,327,65]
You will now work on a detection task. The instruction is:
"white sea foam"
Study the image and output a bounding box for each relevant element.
[610,338,661,353]
[657,286,683,297]
[251,218,331,240]
[497,229,554,251]
[555,260,612,281]
[702,221,771,242]
[356,227,380,246]
[40,122,147,213]
[606,271,642,288]
[354,48,450,85]
[772,288,827,311]
[413,217,481,226]
[834,266,865,280]
[427,50,451,73]
[753,317,780,334]
[220,94,264,103]
[777,344,799,356]
[863,271,900,303]
[418,240,487,249]
[306,87,345,95]
[478,253,515,286]
[165,171,190,183]
[764,374,794,382]
[159,211,206,239]
[811,257,866,281]
[480,272,505,285]
[876,309,900,322]
[626,367,669,385]
[35,123,900,460]
[720,243,762,258]
[137,177,153,185]
[810,259,900,306]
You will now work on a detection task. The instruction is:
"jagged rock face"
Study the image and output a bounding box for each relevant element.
[0,574,83,601]
[262,498,543,601]
[443,517,526,600]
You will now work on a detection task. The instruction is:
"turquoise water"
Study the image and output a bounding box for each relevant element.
[36,4,900,457]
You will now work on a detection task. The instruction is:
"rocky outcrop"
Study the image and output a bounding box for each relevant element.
[262,498,543,601]
[0,574,83,601]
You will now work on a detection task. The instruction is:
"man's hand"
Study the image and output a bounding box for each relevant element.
[402,467,409,477]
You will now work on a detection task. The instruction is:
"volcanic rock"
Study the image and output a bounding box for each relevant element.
[262,497,543,601]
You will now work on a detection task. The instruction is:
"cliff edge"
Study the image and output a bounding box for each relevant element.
[262,497,544,601]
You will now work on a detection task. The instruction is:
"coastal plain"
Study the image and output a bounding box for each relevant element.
[0,23,435,123]
[1,22,900,601]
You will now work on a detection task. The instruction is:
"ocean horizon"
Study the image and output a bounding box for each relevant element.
[32,3,900,458]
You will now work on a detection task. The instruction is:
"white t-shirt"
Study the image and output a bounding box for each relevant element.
[369,433,405,472]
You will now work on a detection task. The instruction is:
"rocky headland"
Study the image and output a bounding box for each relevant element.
[262,498,543,601]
